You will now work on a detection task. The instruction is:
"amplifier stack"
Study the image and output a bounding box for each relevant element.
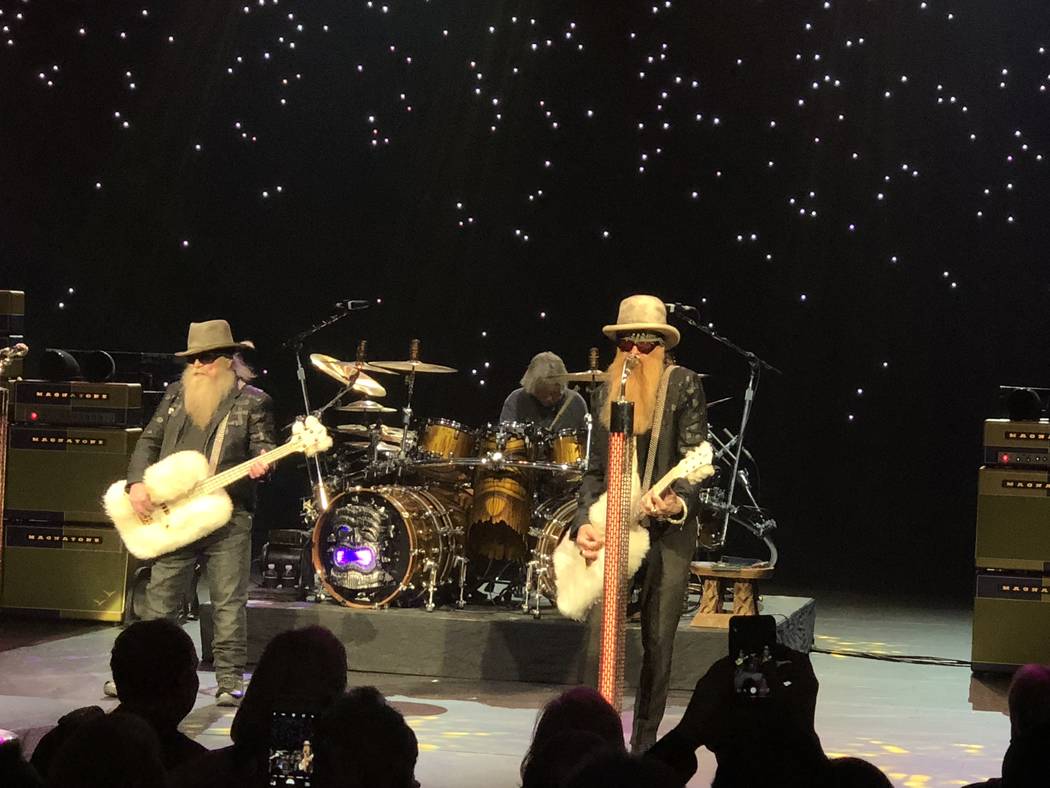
[972,419,1050,672]
[1,380,143,622]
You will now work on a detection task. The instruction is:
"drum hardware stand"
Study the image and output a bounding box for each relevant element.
[455,555,469,608]
[423,558,439,611]
[395,339,422,477]
[667,303,781,548]
[281,302,370,511]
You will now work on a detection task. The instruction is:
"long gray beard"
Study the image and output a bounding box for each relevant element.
[182,366,236,428]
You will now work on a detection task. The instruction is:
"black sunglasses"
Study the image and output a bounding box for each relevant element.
[616,338,663,354]
[185,351,230,365]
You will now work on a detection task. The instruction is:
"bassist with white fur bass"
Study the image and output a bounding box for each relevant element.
[567,296,710,753]
[114,320,276,707]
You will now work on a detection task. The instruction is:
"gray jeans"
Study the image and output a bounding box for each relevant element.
[141,509,251,686]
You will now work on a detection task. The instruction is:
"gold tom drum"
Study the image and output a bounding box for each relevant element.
[529,495,578,601]
[416,419,476,481]
[547,427,587,482]
[312,485,467,608]
[468,423,534,561]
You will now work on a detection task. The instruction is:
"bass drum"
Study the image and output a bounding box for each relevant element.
[312,486,468,608]
[529,495,578,601]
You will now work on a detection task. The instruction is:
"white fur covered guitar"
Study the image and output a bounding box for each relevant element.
[104,415,331,560]
[553,441,715,621]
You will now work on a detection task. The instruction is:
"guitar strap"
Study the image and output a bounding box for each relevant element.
[639,365,677,517]
[208,412,231,475]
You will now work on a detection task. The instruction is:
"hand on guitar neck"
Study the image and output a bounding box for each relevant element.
[127,454,270,519]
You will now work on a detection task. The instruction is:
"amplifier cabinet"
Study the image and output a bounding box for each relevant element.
[976,466,1050,571]
[1,521,137,621]
[10,381,143,428]
[972,570,1050,672]
[4,426,140,523]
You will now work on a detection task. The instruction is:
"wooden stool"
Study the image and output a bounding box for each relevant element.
[689,561,774,629]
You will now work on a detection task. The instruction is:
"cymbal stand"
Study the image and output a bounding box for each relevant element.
[396,339,421,479]
[280,305,366,511]
[669,307,781,547]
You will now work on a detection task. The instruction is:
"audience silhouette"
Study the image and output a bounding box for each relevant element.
[311,686,419,788]
[44,712,166,788]
[170,624,347,788]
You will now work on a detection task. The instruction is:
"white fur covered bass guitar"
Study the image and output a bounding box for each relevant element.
[104,415,331,560]
[553,441,715,621]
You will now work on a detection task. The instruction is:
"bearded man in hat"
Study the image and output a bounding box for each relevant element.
[112,320,276,706]
[570,295,709,753]
[500,351,588,431]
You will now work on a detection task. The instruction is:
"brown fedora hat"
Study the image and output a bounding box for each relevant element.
[174,320,255,357]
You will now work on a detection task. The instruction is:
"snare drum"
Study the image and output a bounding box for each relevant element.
[311,485,468,608]
[468,423,535,561]
[528,495,579,601]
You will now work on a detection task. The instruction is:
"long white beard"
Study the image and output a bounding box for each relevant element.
[182,366,236,428]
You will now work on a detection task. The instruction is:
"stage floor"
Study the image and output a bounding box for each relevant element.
[0,589,1011,787]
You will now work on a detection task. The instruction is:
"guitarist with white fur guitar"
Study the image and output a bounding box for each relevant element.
[567,296,711,754]
[107,320,278,707]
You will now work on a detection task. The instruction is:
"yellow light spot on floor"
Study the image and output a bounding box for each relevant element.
[824,752,848,758]
[881,745,909,754]
[952,743,983,749]
[442,731,471,737]
[418,743,439,752]
[903,775,931,787]
[887,773,907,780]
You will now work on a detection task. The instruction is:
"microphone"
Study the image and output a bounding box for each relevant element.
[335,299,372,311]
[0,342,28,360]
[665,302,699,315]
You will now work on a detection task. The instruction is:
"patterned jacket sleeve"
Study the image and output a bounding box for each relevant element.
[247,389,277,456]
[126,382,180,485]
[668,370,709,517]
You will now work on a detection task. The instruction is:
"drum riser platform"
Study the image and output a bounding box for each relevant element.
[200,595,815,690]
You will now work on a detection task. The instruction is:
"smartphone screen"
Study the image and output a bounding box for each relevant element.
[728,614,777,700]
[268,711,316,787]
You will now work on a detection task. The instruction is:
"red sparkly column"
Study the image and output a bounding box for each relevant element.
[598,400,634,712]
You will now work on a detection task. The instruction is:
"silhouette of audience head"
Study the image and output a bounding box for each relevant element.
[1008,663,1050,738]
[1000,663,1050,788]
[521,686,625,783]
[1,729,43,788]
[824,756,893,786]
[522,730,616,788]
[44,712,164,788]
[111,619,199,729]
[564,749,684,788]
[231,625,348,751]
[311,686,418,788]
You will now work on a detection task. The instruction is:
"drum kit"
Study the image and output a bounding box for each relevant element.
[303,340,596,613]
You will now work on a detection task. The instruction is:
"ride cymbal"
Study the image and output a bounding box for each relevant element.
[552,370,608,383]
[370,360,457,374]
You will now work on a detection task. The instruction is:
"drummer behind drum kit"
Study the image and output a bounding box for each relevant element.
[304,340,594,613]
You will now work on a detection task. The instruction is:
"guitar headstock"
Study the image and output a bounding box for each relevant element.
[292,415,333,457]
[676,441,716,484]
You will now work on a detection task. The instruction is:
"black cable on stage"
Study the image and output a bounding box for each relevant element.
[810,647,972,668]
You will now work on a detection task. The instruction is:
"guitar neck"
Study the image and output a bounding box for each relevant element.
[194,442,300,496]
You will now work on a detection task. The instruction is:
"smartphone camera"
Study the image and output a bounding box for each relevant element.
[728,614,777,700]
[268,710,316,787]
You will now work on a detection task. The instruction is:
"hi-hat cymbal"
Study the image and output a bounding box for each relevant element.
[336,400,397,413]
[370,360,457,374]
[310,354,387,398]
[552,370,608,383]
[335,424,405,440]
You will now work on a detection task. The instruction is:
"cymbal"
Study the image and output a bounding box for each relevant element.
[353,361,399,376]
[552,370,607,383]
[370,360,457,374]
[336,400,397,414]
[335,424,405,440]
[708,396,731,408]
[309,354,387,398]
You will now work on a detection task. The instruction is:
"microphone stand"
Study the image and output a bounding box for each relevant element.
[671,307,781,546]
[280,307,363,511]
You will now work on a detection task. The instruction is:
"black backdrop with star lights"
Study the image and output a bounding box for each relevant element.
[3,1,1049,595]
